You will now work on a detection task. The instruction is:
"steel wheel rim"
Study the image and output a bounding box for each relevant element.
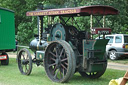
[44,41,75,82]
[18,48,32,75]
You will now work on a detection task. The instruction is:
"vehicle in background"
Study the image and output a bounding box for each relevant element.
[0,7,15,65]
[106,34,128,60]
[97,34,128,60]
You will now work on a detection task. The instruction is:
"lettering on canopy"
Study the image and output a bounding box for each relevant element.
[26,9,79,16]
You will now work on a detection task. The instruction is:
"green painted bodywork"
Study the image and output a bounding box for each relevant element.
[50,23,66,41]
[36,51,45,60]
[0,8,15,50]
[83,39,109,72]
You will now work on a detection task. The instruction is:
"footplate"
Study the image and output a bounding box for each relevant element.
[83,39,109,72]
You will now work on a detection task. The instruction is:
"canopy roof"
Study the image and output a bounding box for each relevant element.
[26,5,119,16]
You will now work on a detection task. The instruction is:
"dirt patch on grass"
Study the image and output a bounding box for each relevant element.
[7,52,17,58]
[107,62,128,71]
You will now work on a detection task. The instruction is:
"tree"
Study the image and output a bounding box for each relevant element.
[0,0,127,44]
[0,0,45,44]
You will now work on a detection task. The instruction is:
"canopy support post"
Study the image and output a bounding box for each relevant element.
[103,15,105,28]
[90,14,93,39]
[38,16,43,45]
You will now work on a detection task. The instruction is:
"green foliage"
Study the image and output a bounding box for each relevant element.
[73,0,128,33]
[0,0,127,44]
[17,21,36,45]
[0,0,44,44]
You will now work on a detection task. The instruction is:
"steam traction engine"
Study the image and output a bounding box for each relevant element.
[17,5,119,82]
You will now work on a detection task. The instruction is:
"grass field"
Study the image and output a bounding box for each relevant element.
[0,58,125,85]
[108,59,128,65]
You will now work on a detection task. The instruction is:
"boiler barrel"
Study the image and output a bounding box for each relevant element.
[29,38,48,52]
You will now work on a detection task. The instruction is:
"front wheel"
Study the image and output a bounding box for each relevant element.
[109,50,118,60]
[17,48,32,75]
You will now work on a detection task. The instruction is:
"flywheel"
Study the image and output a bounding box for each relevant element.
[50,23,67,41]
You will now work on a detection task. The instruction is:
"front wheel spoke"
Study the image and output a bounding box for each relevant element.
[23,65,26,72]
[25,65,27,73]
[21,64,24,70]
[26,55,29,60]
[22,54,25,60]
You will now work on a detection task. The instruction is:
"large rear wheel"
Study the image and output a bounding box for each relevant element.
[17,48,32,75]
[44,40,76,83]
[79,56,107,79]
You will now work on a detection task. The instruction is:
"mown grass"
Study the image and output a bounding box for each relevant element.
[0,58,125,85]
[108,58,128,65]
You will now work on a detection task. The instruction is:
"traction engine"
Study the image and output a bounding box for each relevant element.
[17,5,119,83]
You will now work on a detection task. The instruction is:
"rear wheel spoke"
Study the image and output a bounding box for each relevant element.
[55,46,58,57]
[59,48,64,58]
[53,66,57,74]
[49,63,56,67]
[61,64,67,70]
[59,68,62,79]
[54,69,59,79]
[50,57,56,61]
[63,68,65,78]
[61,58,68,62]
[49,51,57,57]
[64,62,68,66]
